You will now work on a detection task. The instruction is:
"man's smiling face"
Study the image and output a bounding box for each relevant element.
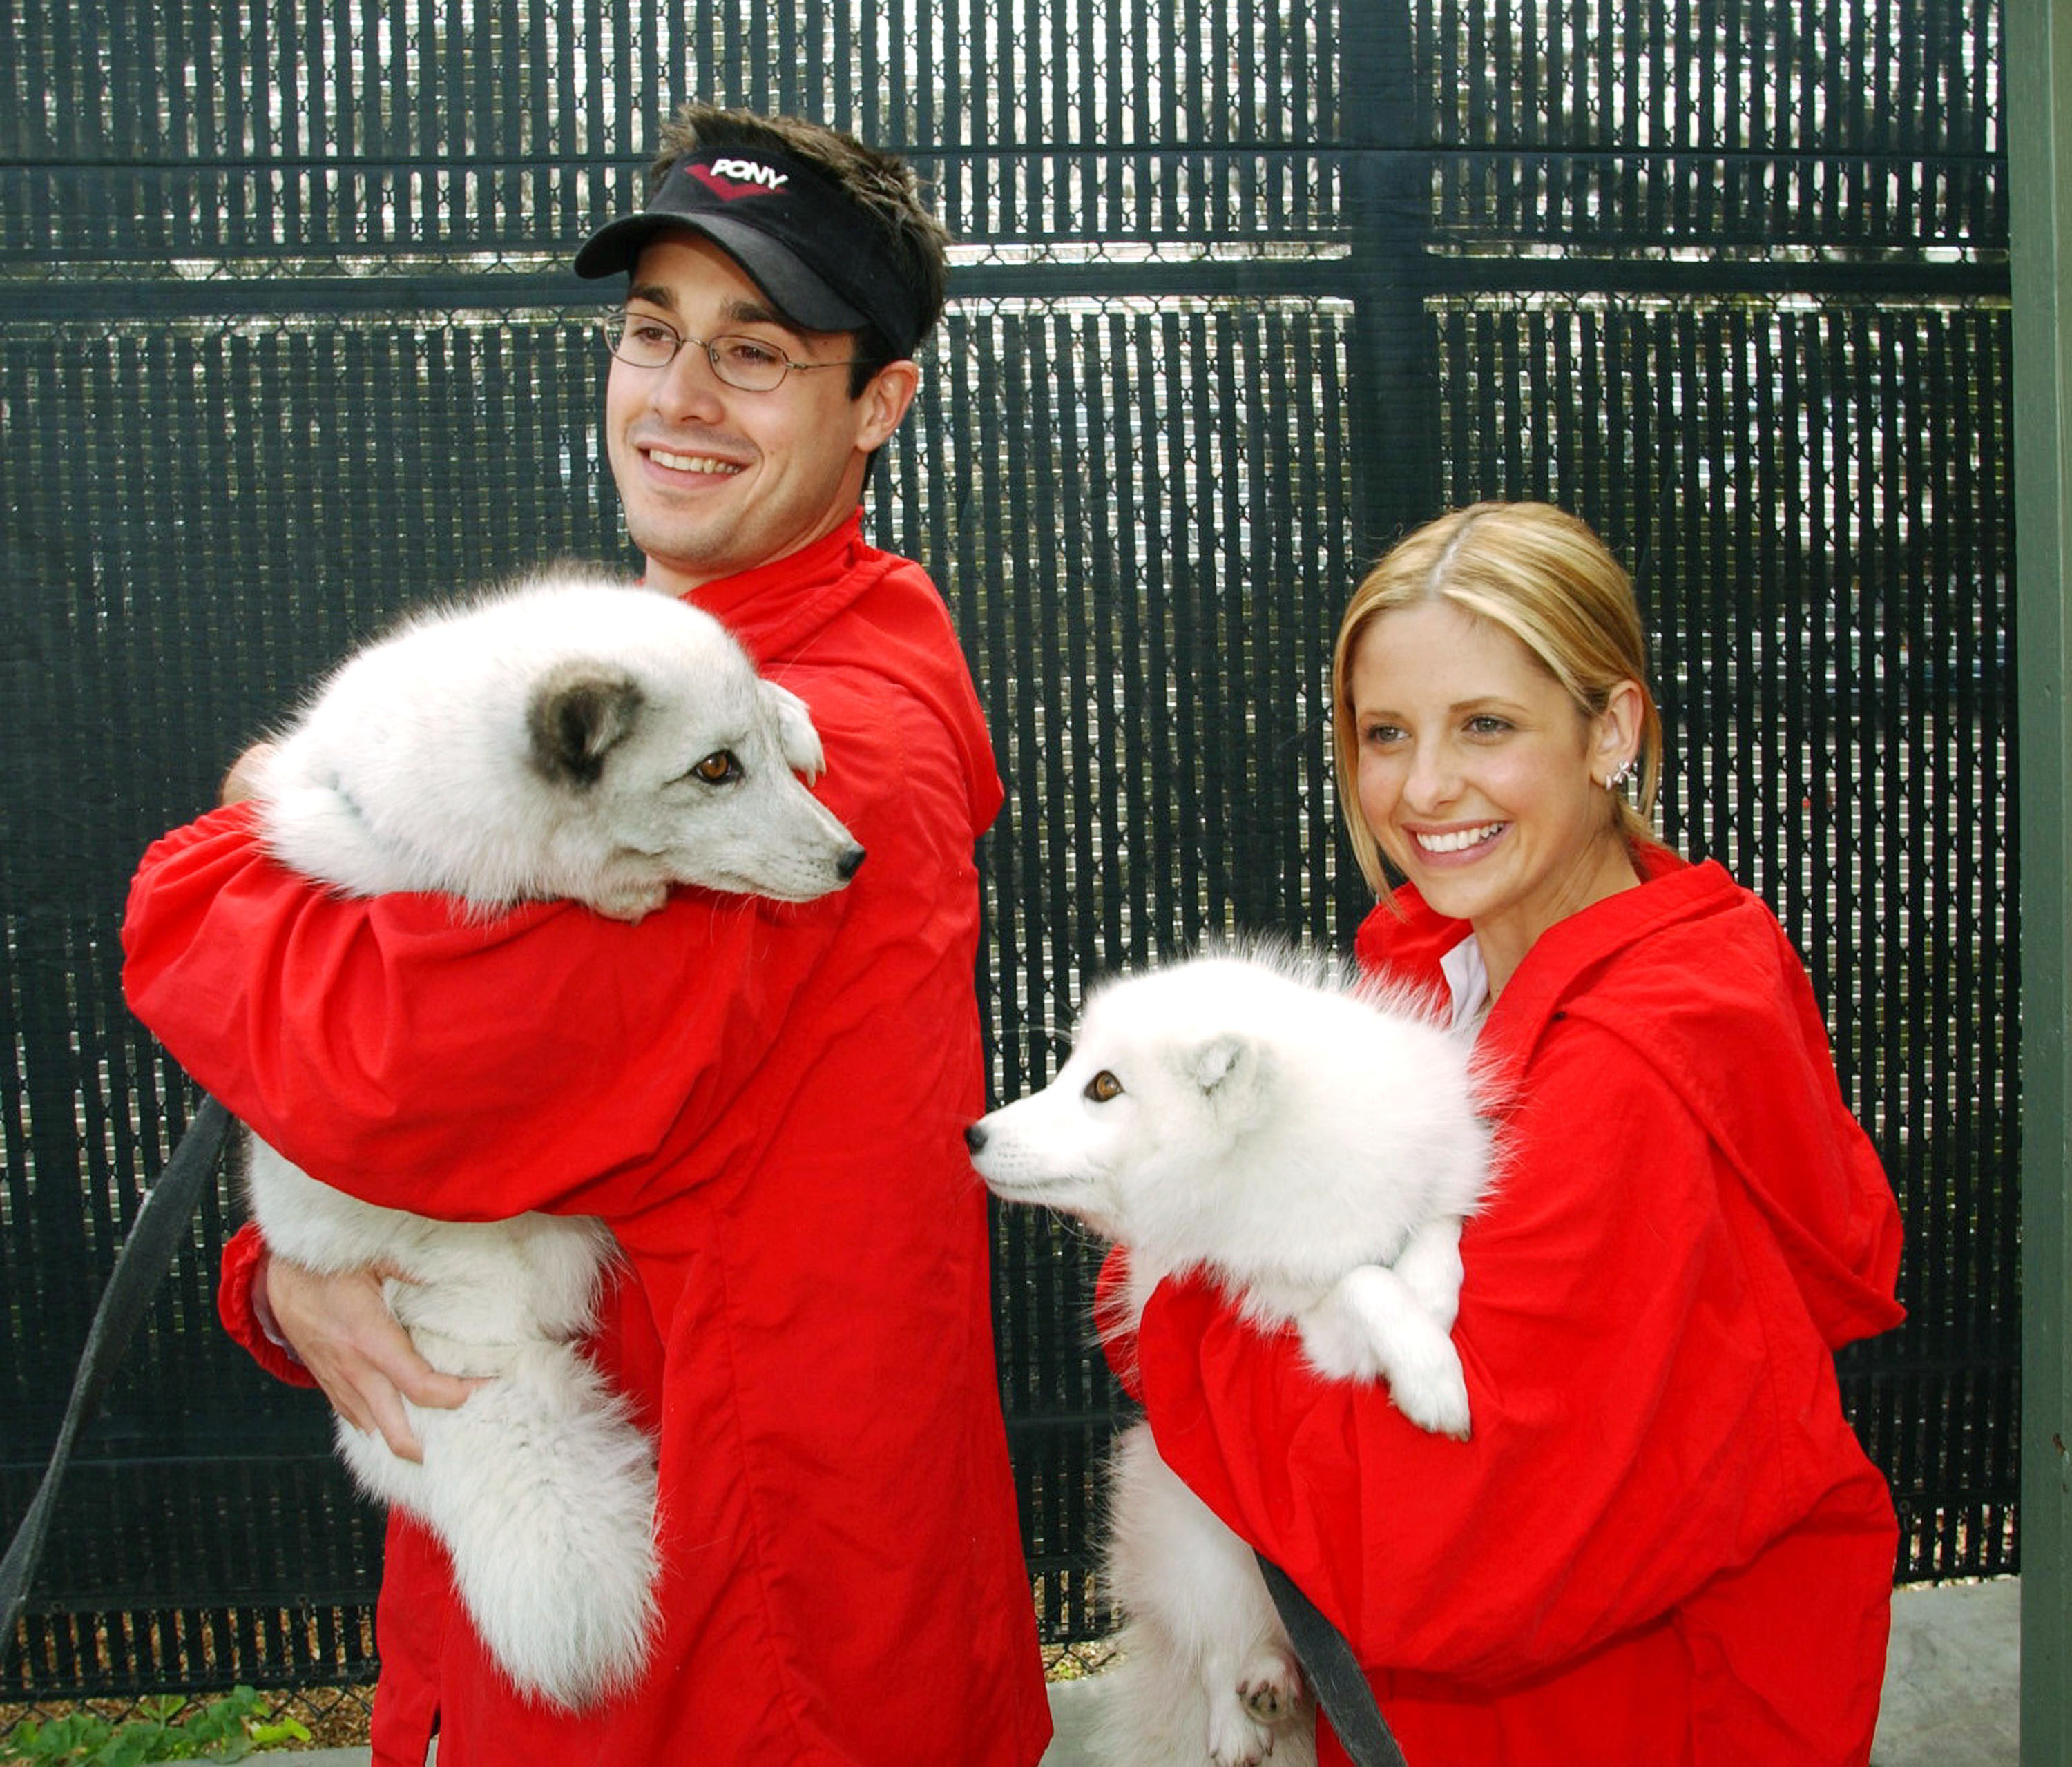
[604,233,914,593]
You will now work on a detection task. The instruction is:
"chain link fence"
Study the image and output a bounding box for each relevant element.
[3,0,2012,1708]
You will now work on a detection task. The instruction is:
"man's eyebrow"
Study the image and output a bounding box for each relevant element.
[624,282,805,340]
[626,280,679,313]
[720,295,797,333]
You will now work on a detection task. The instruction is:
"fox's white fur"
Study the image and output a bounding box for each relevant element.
[968,948,1495,1766]
[242,568,864,1710]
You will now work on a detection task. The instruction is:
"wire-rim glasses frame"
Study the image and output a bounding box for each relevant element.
[597,311,866,392]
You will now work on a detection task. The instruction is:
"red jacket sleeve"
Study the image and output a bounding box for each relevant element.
[1094,1245,1142,1399]
[123,801,850,1222]
[217,1192,672,1402]
[1134,1014,1857,1691]
[217,1220,316,1388]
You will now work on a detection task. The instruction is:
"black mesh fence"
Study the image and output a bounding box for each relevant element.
[3,0,2012,1700]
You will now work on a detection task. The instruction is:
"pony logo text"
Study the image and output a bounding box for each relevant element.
[690,157,791,199]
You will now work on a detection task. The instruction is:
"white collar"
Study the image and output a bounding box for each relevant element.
[1438,934,1492,1033]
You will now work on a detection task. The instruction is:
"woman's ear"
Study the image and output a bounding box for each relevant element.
[1593,679,1645,782]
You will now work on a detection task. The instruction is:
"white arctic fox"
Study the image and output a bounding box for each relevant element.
[241,568,864,1710]
[966,949,1494,1767]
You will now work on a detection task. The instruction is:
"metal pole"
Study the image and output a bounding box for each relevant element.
[2010,0,2072,1757]
[1338,0,1442,564]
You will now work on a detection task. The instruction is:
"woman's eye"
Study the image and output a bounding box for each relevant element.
[1362,722,1405,746]
[1084,1070,1124,1103]
[691,751,740,783]
[1466,715,1511,736]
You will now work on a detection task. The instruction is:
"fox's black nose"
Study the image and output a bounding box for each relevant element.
[838,844,867,880]
[963,1123,988,1155]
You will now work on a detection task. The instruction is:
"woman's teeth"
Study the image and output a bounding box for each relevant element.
[1417,822,1504,854]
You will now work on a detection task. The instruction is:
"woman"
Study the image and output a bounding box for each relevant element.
[1113,503,1905,1764]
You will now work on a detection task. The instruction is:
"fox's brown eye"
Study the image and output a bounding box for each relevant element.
[691,751,740,783]
[1085,1070,1124,1102]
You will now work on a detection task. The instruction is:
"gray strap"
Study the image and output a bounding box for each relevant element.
[0,1096,232,1654]
[1256,1550,1410,1767]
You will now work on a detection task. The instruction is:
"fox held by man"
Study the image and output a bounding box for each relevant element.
[239,568,863,1710]
[967,948,1495,1766]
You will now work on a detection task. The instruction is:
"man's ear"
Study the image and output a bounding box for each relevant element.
[853,358,920,453]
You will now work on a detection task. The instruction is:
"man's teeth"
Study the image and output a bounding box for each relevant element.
[1417,823,1504,854]
[652,448,740,475]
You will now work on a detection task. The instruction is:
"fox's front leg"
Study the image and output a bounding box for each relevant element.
[1298,1255,1470,1440]
[1390,1215,1466,1329]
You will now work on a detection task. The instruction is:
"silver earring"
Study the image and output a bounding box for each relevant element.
[1603,756,1639,793]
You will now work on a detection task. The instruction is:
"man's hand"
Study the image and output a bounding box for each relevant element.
[262,1255,479,1462]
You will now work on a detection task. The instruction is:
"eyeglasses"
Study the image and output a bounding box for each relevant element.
[597,311,865,392]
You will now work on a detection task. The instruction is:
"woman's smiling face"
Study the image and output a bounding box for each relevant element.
[1348,597,1641,990]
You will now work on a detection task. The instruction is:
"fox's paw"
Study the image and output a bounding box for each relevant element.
[1237,1643,1305,1723]
[587,880,669,923]
[1205,1644,1304,1765]
[1388,1338,1472,1440]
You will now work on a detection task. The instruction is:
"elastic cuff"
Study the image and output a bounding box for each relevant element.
[219,1222,318,1388]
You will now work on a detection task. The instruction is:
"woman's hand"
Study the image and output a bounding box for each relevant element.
[262,1254,480,1462]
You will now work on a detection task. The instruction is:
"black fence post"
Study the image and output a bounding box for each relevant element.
[1339,0,1443,569]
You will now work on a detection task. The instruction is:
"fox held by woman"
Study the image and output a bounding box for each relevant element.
[968,948,1495,1766]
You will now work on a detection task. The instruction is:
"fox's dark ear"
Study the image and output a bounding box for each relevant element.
[528,666,644,788]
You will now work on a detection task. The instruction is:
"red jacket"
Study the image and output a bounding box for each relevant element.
[123,515,1053,1766]
[1117,849,1904,1766]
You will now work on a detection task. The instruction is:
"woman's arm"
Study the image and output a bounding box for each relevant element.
[1133,1016,1834,1689]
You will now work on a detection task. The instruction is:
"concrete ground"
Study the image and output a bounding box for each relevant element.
[282,1575,2018,1764]
[1864,1578,2020,1767]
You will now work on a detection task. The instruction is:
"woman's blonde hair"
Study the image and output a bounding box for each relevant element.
[1330,501,1665,896]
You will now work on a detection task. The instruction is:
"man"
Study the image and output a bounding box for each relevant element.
[122,105,1053,1766]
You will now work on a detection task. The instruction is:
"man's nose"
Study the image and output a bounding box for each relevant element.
[649,340,727,412]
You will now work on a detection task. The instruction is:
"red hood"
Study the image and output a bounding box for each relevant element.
[1357,847,1905,1350]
